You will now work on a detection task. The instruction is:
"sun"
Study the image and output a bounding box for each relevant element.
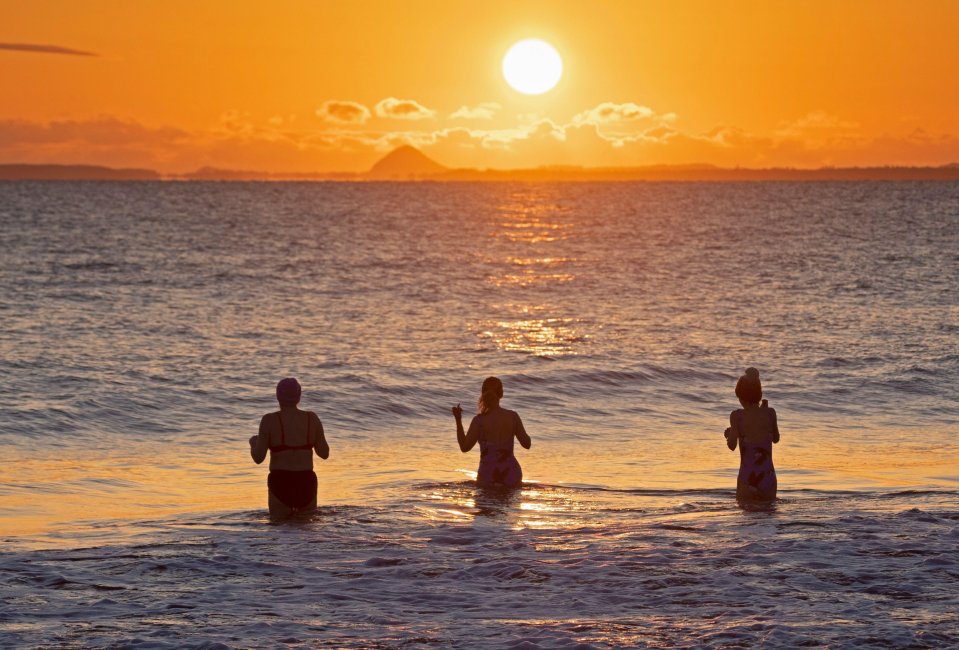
[502,39,563,95]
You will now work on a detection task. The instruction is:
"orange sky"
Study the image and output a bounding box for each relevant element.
[2,0,959,172]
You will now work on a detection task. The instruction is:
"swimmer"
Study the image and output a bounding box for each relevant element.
[724,367,780,501]
[250,378,330,519]
[452,376,531,488]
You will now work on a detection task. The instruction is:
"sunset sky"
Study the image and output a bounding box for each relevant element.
[3,0,959,173]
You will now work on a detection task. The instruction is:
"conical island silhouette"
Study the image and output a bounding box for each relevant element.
[366,145,447,179]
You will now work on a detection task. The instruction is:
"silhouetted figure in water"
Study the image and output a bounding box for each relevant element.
[452,377,531,488]
[250,378,330,519]
[725,368,780,501]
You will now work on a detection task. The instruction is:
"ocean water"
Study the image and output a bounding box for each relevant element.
[1,181,957,648]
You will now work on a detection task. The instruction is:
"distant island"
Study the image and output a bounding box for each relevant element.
[3,147,959,181]
[0,164,161,180]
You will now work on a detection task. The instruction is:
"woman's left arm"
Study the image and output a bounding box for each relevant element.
[453,405,479,452]
[725,411,739,451]
[250,415,270,464]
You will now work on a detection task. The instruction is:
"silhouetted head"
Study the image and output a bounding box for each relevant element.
[276,377,302,407]
[735,367,762,406]
[478,376,504,414]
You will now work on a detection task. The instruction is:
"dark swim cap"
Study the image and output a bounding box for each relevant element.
[276,377,302,405]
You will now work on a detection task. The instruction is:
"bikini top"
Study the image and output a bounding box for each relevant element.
[270,411,313,453]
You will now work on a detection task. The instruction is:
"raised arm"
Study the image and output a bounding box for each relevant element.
[250,415,271,464]
[311,412,330,459]
[514,411,531,449]
[453,404,479,452]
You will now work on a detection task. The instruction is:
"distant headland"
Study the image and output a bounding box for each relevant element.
[3,147,959,181]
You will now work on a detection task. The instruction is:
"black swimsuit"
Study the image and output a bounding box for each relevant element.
[267,411,317,509]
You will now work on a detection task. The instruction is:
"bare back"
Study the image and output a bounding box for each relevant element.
[251,408,328,471]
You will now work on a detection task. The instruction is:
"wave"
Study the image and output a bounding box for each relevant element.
[409,479,959,501]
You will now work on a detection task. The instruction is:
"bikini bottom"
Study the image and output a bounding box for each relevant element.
[268,470,317,509]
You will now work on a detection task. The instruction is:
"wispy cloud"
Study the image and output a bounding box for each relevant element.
[316,100,371,125]
[374,97,436,120]
[571,102,656,125]
[0,42,96,57]
[450,102,501,120]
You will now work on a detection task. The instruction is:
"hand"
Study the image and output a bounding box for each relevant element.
[452,404,463,420]
[249,435,258,447]
[724,427,733,440]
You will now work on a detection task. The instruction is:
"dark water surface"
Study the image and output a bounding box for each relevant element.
[1,181,957,647]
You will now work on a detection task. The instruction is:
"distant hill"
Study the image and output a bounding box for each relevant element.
[366,146,447,179]
[434,164,959,182]
[4,158,959,182]
[0,164,160,180]
[178,167,360,181]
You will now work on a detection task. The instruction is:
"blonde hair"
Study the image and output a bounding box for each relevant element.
[478,376,503,414]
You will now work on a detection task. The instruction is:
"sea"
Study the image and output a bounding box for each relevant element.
[0,181,957,649]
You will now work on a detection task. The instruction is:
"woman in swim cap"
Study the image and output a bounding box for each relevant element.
[724,367,780,501]
[250,378,330,519]
[452,377,531,488]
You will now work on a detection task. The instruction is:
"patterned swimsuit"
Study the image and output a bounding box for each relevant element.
[735,408,777,501]
[473,409,525,488]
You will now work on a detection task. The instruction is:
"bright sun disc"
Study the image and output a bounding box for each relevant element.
[502,39,563,95]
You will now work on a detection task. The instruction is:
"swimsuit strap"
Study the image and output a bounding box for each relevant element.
[305,411,311,447]
[277,411,286,446]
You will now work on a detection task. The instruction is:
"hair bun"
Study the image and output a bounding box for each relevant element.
[744,367,760,380]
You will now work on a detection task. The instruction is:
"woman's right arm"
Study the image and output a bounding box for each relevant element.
[514,412,531,449]
[312,412,330,459]
[768,408,780,444]
[250,415,270,464]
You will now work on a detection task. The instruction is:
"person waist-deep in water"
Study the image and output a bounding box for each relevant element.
[724,367,780,501]
[452,376,531,488]
[250,378,330,518]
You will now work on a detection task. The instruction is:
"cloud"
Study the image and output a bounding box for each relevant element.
[450,102,501,120]
[566,102,679,147]
[374,97,436,120]
[572,102,656,126]
[0,42,96,57]
[4,104,959,175]
[316,100,371,125]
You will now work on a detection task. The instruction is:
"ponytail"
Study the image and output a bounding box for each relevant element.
[478,376,504,414]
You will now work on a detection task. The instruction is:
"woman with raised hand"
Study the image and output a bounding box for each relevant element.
[724,367,780,501]
[250,378,330,518]
[452,376,531,488]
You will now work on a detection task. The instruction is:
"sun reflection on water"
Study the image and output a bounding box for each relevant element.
[480,315,587,357]
[480,191,590,356]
